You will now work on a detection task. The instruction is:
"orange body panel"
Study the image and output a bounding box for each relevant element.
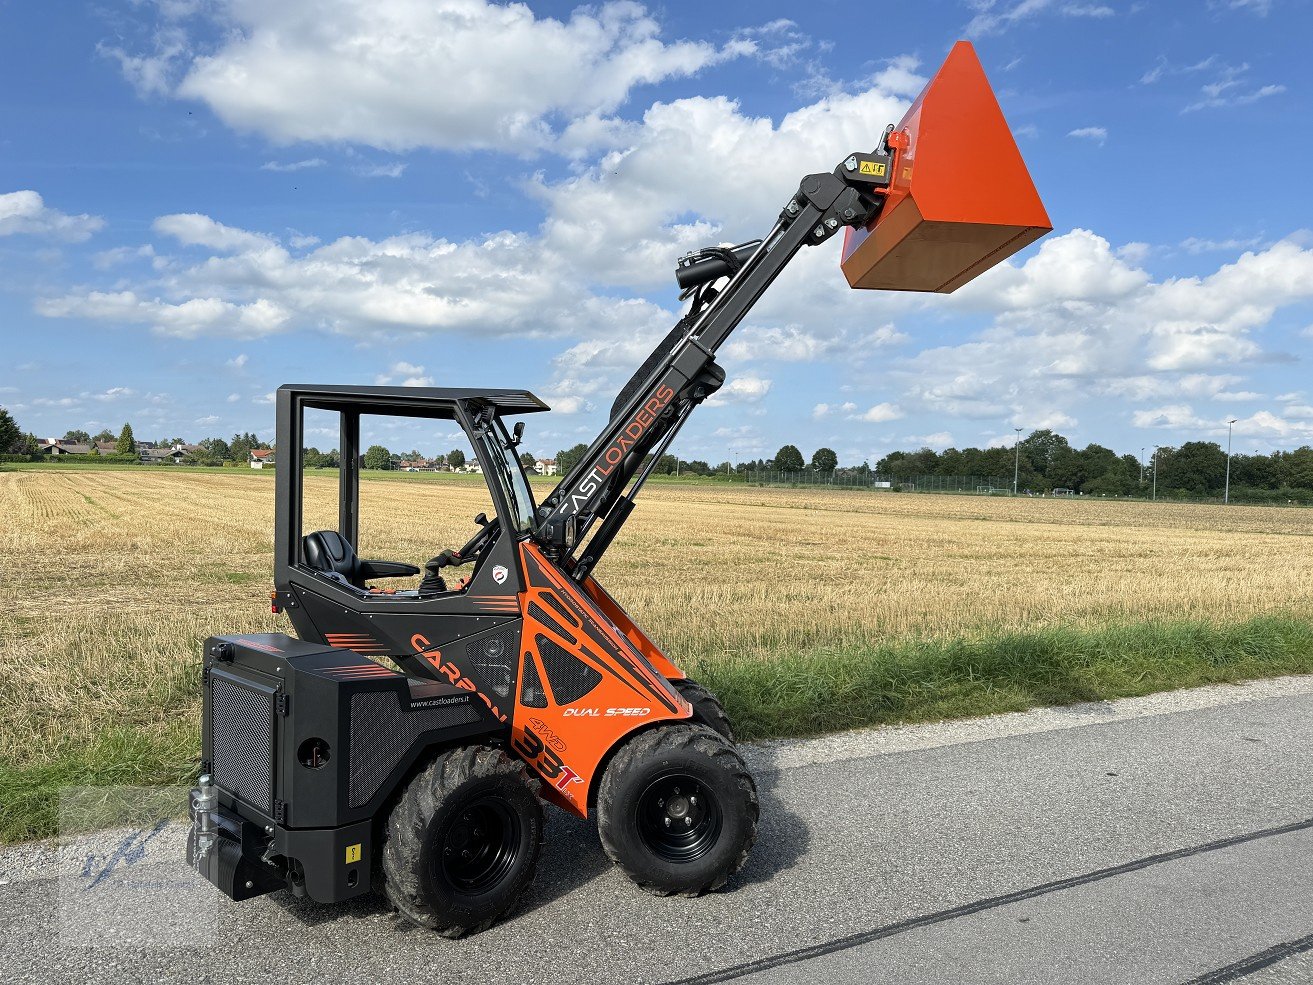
[840,40,1052,293]
[579,575,685,681]
[511,543,691,816]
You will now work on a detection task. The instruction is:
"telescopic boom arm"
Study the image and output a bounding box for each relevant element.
[532,139,901,578]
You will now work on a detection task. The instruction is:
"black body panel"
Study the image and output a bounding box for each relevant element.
[197,633,502,904]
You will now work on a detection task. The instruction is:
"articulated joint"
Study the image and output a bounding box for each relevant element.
[782,147,892,245]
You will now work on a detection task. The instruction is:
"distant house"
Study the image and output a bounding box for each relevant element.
[140,446,187,464]
[250,449,275,469]
[95,441,118,455]
[39,440,91,456]
[461,458,483,474]
[398,459,435,472]
[535,458,557,476]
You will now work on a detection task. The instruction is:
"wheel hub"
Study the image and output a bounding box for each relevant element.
[438,797,521,896]
[638,774,722,862]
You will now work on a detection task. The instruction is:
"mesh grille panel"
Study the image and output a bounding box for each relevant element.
[542,591,580,627]
[469,627,520,698]
[536,634,603,705]
[209,674,275,814]
[520,653,548,708]
[348,691,482,808]
[528,602,577,645]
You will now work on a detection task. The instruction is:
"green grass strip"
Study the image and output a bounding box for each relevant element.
[3,614,1311,844]
[692,614,1313,742]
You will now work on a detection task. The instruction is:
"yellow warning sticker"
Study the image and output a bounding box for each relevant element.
[859,161,886,176]
[345,843,362,864]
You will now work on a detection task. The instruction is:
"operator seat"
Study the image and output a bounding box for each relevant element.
[302,530,420,589]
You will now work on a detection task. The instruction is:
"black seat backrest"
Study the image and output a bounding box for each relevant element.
[303,530,361,583]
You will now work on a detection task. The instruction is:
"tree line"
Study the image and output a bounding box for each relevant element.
[550,430,1313,502]
[8,406,1311,502]
[873,429,1313,500]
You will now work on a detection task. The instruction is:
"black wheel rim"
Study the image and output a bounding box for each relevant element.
[636,772,723,863]
[437,796,522,896]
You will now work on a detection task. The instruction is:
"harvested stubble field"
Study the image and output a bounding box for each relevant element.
[3,467,1312,841]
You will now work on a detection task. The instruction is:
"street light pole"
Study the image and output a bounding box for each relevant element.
[1139,447,1145,485]
[1012,427,1023,494]
[1152,446,1158,501]
[1225,418,1238,504]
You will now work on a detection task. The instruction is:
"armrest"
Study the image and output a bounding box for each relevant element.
[359,559,422,580]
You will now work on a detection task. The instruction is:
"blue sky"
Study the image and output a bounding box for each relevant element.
[2,0,1311,465]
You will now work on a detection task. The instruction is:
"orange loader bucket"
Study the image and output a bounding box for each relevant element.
[840,41,1052,293]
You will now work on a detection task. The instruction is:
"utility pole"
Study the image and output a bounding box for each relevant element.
[1139,447,1145,485]
[1225,418,1238,504]
[1012,427,1023,494]
[1152,446,1158,501]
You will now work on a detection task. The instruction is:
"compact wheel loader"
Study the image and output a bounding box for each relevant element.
[189,41,1050,936]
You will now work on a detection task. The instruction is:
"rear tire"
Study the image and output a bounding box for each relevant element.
[672,677,734,741]
[597,724,758,897]
[381,745,542,937]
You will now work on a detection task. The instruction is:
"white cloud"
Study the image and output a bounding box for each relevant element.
[138,0,747,153]
[1067,126,1107,144]
[153,213,273,252]
[722,322,905,363]
[227,353,249,368]
[98,20,191,98]
[856,402,903,423]
[375,361,434,387]
[541,394,591,415]
[86,387,136,402]
[33,396,83,408]
[227,393,241,403]
[35,59,923,432]
[196,414,221,425]
[967,0,1114,35]
[93,244,157,269]
[38,291,290,339]
[1184,62,1285,112]
[706,374,773,406]
[0,190,105,242]
[1180,235,1265,254]
[902,431,954,448]
[1215,0,1271,15]
[261,158,325,172]
[891,229,1313,434]
[354,162,407,179]
[1133,405,1313,442]
[812,402,859,420]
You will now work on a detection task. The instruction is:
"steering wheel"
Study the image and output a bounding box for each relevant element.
[426,513,498,574]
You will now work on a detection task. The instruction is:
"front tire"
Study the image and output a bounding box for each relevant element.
[597,724,758,897]
[381,745,542,937]
[672,677,734,741]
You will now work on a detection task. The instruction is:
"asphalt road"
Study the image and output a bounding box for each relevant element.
[4,676,1313,985]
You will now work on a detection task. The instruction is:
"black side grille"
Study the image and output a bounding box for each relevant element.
[468,627,520,698]
[536,634,603,705]
[528,601,578,645]
[348,692,482,808]
[209,671,277,815]
[542,591,580,627]
[520,652,548,708]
